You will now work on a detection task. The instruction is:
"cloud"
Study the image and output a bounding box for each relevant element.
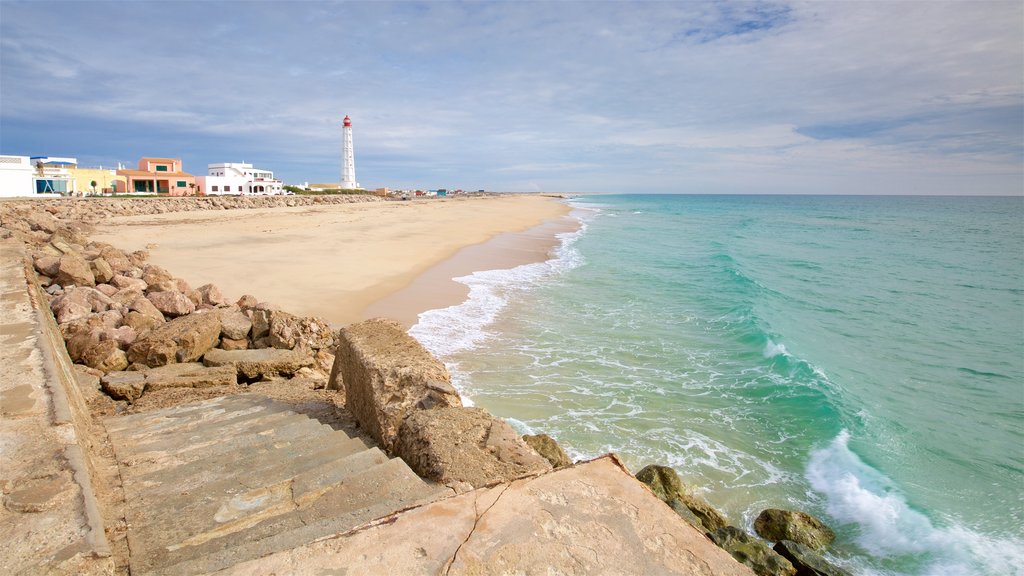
[0,0,1020,194]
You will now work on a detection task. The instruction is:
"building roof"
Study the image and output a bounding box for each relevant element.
[140,157,180,163]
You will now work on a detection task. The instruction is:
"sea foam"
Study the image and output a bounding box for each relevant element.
[807,430,1024,576]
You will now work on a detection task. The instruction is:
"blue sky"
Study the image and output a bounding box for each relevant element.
[1,1,1021,194]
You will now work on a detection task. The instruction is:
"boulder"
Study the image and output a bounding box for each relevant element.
[141,264,172,286]
[395,406,552,490]
[123,310,162,334]
[143,362,237,390]
[129,295,165,322]
[65,333,101,363]
[25,211,59,233]
[218,309,252,340]
[754,509,835,551]
[145,280,179,293]
[146,291,196,317]
[80,339,129,373]
[128,249,148,267]
[127,311,221,367]
[98,247,133,273]
[51,290,93,324]
[219,337,248,351]
[90,257,114,284]
[111,274,147,292]
[54,254,95,287]
[236,294,259,309]
[328,318,462,451]
[249,308,271,340]
[196,283,227,306]
[773,540,850,576]
[95,283,119,297]
[522,433,573,468]
[267,310,334,351]
[33,255,60,277]
[101,371,147,402]
[98,325,138,348]
[710,526,796,576]
[635,464,729,533]
[202,348,312,381]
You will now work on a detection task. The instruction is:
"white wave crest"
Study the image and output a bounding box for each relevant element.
[806,431,1024,575]
[763,339,789,358]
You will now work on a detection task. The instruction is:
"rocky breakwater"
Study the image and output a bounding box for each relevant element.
[0,193,384,226]
[329,318,556,492]
[636,464,849,576]
[2,209,338,406]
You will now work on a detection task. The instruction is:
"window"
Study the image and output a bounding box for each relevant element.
[156,165,168,172]
[177,181,187,187]
[212,185,219,192]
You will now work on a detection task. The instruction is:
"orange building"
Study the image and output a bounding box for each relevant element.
[117,158,197,195]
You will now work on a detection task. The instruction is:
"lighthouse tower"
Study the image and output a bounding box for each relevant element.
[340,115,360,189]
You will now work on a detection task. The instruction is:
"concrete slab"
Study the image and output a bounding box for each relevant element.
[214,455,755,576]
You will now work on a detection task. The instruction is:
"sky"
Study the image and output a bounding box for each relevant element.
[1,1,1021,195]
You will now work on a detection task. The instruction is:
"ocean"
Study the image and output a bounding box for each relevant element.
[409,194,1024,576]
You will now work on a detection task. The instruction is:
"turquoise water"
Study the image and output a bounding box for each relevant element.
[410,194,1024,575]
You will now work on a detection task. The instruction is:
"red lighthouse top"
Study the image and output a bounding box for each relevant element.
[343,115,351,127]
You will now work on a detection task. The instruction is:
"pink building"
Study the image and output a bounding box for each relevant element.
[117,157,197,195]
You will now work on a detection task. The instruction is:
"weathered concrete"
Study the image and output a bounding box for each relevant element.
[329,317,462,451]
[215,455,755,576]
[203,347,312,380]
[0,239,113,574]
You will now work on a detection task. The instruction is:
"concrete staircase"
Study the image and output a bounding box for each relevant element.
[105,393,450,575]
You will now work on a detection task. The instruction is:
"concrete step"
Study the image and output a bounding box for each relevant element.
[131,430,369,497]
[128,448,394,574]
[149,457,451,575]
[115,416,329,476]
[104,393,273,434]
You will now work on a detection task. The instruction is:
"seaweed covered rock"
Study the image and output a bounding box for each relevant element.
[329,318,461,451]
[523,433,573,468]
[396,406,552,490]
[711,526,796,576]
[754,509,835,550]
[635,464,729,533]
[773,540,850,576]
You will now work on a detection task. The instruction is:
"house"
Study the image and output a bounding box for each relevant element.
[71,166,126,194]
[0,155,34,197]
[197,162,284,196]
[117,158,196,195]
[31,156,78,195]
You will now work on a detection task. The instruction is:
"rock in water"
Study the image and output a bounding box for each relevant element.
[395,406,552,489]
[522,433,573,468]
[329,318,461,451]
[773,540,850,576]
[754,509,835,550]
[635,464,729,533]
[127,311,221,367]
[710,526,796,576]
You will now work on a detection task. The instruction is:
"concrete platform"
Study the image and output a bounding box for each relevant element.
[215,455,755,576]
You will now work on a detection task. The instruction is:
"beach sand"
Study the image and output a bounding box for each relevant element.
[90,195,573,328]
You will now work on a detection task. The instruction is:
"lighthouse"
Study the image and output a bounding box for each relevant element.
[340,115,360,189]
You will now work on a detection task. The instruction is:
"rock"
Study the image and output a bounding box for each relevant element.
[395,406,553,489]
[123,311,162,333]
[754,509,835,551]
[129,295,165,322]
[25,211,59,233]
[33,255,60,276]
[143,362,237,390]
[111,274,147,291]
[90,257,114,284]
[219,337,248,350]
[54,254,95,287]
[72,365,102,400]
[145,290,195,317]
[773,540,850,576]
[141,264,172,286]
[51,291,93,324]
[98,246,133,273]
[522,433,573,468]
[101,371,147,401]
[328,318,462,451]
[710,526,796,576]
[236,294,259,309]
[44,283,62,295]
[128,250,149,267]
[267,310,334,351]
[127,311,221,367]
[249,308,271,340]
[196,283,227,306]
[98,325,138,348]
[95,283,118,297]
[635,464,729,533]
[53,286,114,315]
[202,348,312,381]
[145,280,179,293]
[80,339,129,373]
[65,333,100,363]
[218,309,252,340]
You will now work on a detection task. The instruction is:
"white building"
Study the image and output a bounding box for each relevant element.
[340,115,361,190]
[0,155,34,197]
[31,156,78,196]
[196,162,284,196]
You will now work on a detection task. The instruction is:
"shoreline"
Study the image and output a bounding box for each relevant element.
[88,195,571,328]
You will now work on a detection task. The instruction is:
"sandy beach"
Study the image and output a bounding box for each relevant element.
[90,195,573,328]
